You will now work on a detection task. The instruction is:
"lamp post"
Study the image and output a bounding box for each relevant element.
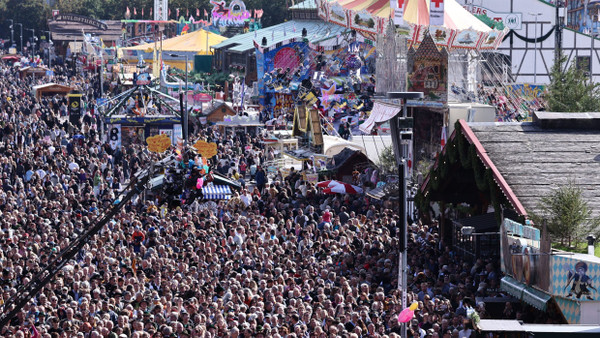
[169,53,189,147]
[16,23,22,54]
[42,30,52,74]
[385,91,423,338]
[529,12,542,84]
[7,20,14,49]
[25,28,36,59]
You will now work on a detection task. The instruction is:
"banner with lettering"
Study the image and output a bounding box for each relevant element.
[429,0,444,27]
[391,0,405,26]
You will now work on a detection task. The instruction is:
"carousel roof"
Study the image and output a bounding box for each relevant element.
[331,0,490,32]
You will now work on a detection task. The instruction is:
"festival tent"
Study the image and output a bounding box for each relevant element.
[119,29,227,70]
[32,83,73,100]
[319,0,503,49]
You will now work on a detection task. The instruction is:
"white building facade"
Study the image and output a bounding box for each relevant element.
[458,0,600,85]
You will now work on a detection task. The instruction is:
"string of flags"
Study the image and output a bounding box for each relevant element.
[124,6,264,21]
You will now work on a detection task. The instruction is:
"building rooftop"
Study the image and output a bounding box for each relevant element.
[467,112,600,218]
[212,19,348,53]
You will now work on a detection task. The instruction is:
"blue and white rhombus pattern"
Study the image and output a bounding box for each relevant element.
[551,255,600,301]
[554,296,580,324]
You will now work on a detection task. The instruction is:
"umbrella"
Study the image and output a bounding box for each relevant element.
[74,134,85,140]
[323,182,363,194]
[317,180,341,188]
[2,56,19,61]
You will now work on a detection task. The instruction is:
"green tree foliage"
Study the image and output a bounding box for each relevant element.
[0,0,50,34]
[0,0,289,41]
[530,182,600,248]
[546,54,600,112]
[377,145,397,175]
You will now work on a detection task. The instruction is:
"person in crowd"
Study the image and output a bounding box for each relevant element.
[0,56,518,338]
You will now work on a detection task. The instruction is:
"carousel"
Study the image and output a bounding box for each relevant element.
[316,0,530,164]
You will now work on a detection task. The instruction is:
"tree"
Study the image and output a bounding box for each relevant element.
[377,145,396,175]
[546,54,600,112]
[530,182,599,248]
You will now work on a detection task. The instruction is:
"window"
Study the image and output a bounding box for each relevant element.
[576,56,591,75]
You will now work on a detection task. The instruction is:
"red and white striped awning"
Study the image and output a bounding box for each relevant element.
[359,102,401,134]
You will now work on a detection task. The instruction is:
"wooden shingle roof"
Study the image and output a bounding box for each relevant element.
[467,115,600,218]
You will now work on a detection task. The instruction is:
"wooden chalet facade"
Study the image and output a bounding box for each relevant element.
[419,112,600,233]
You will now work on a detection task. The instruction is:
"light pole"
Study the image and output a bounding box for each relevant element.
[7,20,14,49]
[43,30,52,72]
[16,23,22,54]
[25,28,36,59]
[170,53,189,147]
[529,12,542,84]
[386,91,423,338]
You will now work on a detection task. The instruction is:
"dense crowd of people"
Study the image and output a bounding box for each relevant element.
[0,57,510,338]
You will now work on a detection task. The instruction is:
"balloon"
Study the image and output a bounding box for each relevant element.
[196,178,204,189]
[409,302,419,311]
[203,165,209,172]
[397,308,414,323]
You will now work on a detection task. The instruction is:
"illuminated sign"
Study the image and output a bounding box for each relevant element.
[210,0,251,27]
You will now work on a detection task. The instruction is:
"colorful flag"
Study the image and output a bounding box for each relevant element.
[392,0,406,26]
[134,7,137,15]
[176,8,180,18]
[169,8,171,18]
[150,8,152,17]
[407,142,413,171]
[240,78,246,107]
[440,125,447,150]
[126,7,130,17]
[187,8,189,17]
[142,8,144,18]
[197,8,200,16]
[430,0,445,26]
[204,9,208,17]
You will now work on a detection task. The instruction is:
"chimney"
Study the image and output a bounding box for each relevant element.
[587,235,596,255]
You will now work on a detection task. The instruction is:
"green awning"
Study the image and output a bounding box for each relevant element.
[500,276,525,299]
[501,277,552,312]
[522,286,551,312]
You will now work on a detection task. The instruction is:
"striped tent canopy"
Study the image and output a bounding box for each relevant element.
[202,185,232,200]
[318,0,507,50]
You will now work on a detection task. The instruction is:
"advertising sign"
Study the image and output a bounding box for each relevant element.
[67,93,83,125]
[108,124,122,150]
[462,4,522,30]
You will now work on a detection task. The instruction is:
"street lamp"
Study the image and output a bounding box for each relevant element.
[529,12,542,84]
[25,28,36,59]
[385,90,423,338]
[169,53,189,147]
[16,23,22,54]
[7,20,14,49]
[42,30,52,72]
